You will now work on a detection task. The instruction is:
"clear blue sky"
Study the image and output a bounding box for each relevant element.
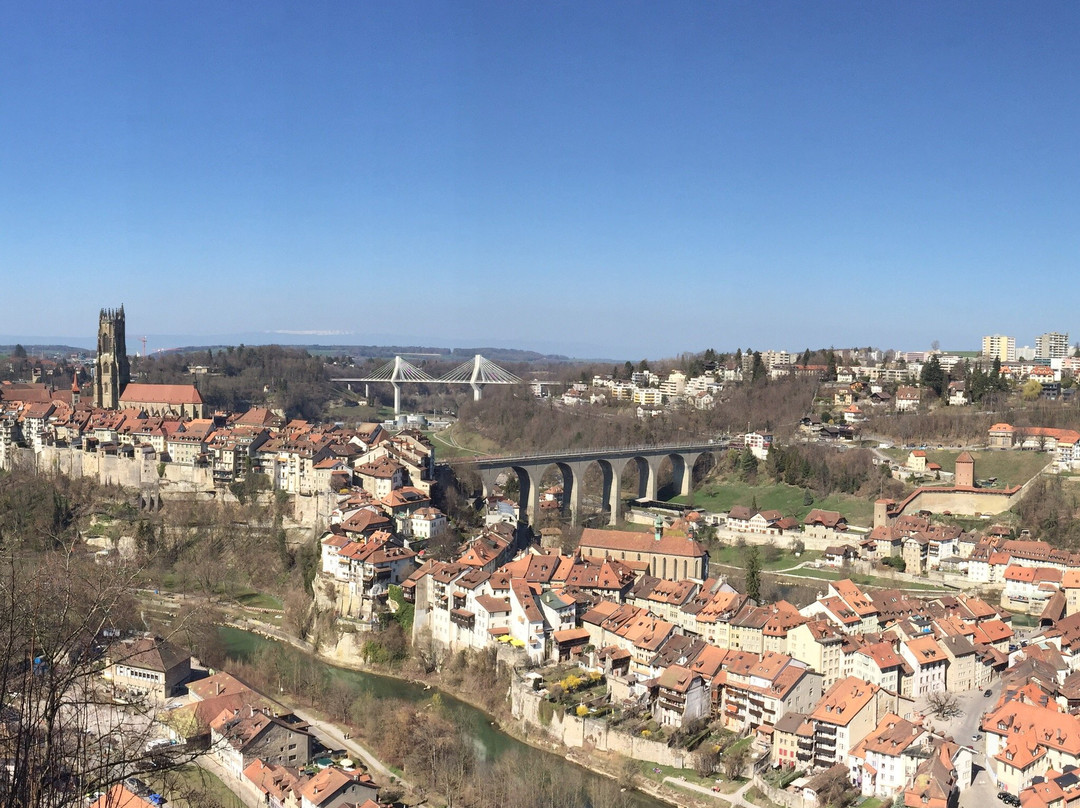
[3,2,1079,359]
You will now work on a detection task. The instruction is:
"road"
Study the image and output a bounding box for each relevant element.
[959,759,1002,808]
[916,680,1002,753]
[288,704,410,787]
[132,592,411,798]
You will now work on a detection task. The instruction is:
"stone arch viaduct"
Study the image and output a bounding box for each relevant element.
[459,441,726,526]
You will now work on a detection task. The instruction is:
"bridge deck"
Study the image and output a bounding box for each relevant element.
[458,441,726,465]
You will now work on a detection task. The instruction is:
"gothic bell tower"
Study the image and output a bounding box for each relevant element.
[94,306,130,409]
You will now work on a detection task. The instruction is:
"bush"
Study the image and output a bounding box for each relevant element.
[561,674,582,693]
[538,700,554,726]
[576,704,589,717]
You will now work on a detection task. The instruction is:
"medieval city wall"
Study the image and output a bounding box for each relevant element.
[509,675,689,768]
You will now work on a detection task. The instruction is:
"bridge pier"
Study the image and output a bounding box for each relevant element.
[563,461,594,526]
[478,468,501,500]
[603,458,627,526]
[680,452,703,498]
[638,457,659,501]
[512,465,541,527]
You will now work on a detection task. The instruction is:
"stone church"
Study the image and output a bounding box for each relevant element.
[93,306,206,418]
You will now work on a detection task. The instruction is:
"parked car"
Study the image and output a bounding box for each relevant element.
[985,689,993,697]
[999,792,1020,806]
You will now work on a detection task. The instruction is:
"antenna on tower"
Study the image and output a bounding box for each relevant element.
[139,336,148,357]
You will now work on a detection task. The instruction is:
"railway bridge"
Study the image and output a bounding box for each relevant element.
[458,441,726,526]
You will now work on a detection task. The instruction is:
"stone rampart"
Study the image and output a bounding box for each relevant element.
[510,675,688,767]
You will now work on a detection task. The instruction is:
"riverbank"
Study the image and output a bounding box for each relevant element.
[221,619,694,808]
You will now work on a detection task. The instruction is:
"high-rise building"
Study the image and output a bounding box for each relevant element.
[981,334,1016,363]
[1036,332,1070,360]
[94,306,130,409]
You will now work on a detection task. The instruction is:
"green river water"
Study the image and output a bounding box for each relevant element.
[218,626,674,808]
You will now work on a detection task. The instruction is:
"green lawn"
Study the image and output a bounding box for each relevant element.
[774,567,946,591]
[745,785,786,808]
[1008,611,1038,628]
[432,424,506,458]
[149,763,246,808]
[637,759,737,790]
[235,591,283,610]
[425,430,486,459]
[676,481,876,526]
[885,449,1050,488]
[711,545,821,571]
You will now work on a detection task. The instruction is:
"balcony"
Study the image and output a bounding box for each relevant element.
[660,686,686,702]
[450,609,475,629]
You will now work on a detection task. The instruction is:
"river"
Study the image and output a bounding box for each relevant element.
[218,626,674,808]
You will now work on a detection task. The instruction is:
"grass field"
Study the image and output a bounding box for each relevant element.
[426,431,486,459]
[884,448,1050,487]
[710,545,821,571]
[235,590,283,610]
[149,764,246,808]
[431,424,505,458]
[674,481,877,526]
[774,567,946,591]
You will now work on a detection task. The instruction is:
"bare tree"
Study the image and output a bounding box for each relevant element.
[926,690,962,719]
[723,743,750,779]
[282,587,315,640]
[0,550,204,807]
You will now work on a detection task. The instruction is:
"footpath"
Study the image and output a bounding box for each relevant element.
[661,776,759,808]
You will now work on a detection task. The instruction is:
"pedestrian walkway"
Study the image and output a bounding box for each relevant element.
[662,775,758,807]
[289,704,411,788]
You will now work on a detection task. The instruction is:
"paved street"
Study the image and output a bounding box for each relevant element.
[959,760,1001,808]
[917,681,1001,749]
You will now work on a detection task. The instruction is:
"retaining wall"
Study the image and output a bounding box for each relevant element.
[510,675,689,768]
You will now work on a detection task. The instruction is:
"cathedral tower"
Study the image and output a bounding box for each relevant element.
[94,306,130,409]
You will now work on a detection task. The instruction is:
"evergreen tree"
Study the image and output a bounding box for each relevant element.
[919,354,946,397]
[744,546,762,602]
[751,351,767,383]
[739,448,758,481]
[825,349,838,381]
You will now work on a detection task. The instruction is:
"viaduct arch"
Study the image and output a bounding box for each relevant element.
[461,441,724,526]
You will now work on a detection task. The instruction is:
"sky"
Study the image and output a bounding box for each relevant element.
[2,2,1079,360]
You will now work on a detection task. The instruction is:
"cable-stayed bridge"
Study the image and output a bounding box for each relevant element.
[332,354,522,414]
